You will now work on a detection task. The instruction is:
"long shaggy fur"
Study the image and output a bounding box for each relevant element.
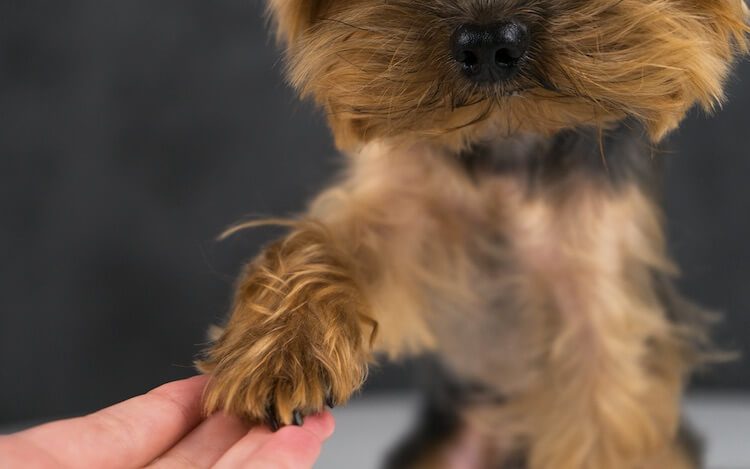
[199,0,749,467]
[281,0,748,148]
[197,220,373,424]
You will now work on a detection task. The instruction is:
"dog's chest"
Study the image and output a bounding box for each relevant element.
[423,129,656,395]
[424,177,559,395]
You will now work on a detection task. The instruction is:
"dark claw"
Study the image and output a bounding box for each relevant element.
[292,410,304,426]
[326,395,336,409]
[266,403,280,432]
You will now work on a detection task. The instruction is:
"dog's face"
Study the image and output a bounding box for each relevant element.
[267,0,748,150]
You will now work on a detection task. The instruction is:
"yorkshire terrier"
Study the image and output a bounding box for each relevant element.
[197,1,749,468]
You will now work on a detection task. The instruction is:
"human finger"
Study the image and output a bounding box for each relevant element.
[22,376,208,468]
[212,411,334,469]
[148,412,248,469]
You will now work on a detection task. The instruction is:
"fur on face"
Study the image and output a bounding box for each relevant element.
[198,2,748,467]
[268,0,748,149]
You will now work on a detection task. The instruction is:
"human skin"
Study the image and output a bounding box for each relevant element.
[0,376,335,469]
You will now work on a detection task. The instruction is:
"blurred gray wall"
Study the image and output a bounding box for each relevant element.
[0,1,748,425]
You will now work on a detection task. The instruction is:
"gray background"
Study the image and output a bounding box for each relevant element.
[1,1,748,426]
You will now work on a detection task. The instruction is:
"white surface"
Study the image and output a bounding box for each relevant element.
[685,395,750,469]
[317,394,750,469]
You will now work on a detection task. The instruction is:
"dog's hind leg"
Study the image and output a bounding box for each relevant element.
[384,362,527,469]
[640,423,704,469]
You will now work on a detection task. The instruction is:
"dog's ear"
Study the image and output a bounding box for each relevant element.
[646,0,749,140]
[699,0,749,55]
[687,0,749,103]
[266,0,326,44]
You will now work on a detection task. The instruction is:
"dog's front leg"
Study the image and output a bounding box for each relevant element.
[197,143,446,427]
[196,219,373,427]
[512,185,699,469]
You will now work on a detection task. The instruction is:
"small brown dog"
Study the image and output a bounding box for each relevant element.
[197,1,749,468]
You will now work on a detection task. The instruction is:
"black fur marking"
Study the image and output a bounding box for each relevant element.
[435,363,509,408]
[458,121,662,192]
[500,449,527,469]
[383,396,462,469]
[677,421,705,468]
[383,360,513,468]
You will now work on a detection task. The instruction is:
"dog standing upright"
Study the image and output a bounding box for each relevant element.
[197,1,749,468]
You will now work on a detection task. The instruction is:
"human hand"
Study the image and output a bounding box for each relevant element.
[0,376,335,468]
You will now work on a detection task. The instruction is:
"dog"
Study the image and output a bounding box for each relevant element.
[196,1,749,468]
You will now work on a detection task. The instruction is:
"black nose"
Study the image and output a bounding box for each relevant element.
[451,21,530,83]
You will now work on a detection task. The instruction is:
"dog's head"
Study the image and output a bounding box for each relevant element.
[266,0,748,150]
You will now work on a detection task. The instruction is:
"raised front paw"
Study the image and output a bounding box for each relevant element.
[197,305,370,429]
[197,223,375,428]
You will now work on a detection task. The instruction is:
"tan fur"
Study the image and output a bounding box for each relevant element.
[201,141,698,463]
[274,0,749,149]
[198,0,749,466]
[503,186,688,469]
[641,444,696,469]
[197,221,372,424]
